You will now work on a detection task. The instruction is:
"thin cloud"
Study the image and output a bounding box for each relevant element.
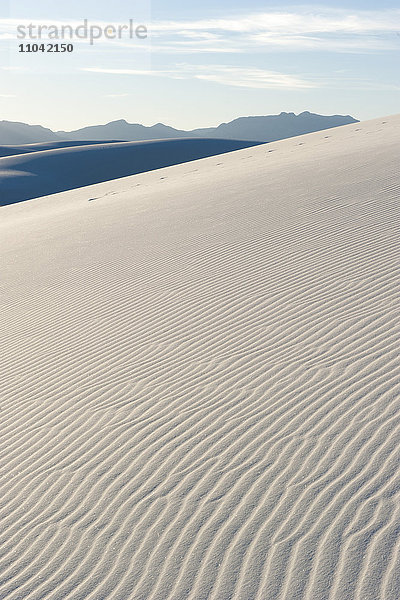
[83,64,399,92]
[150,8,400,54]
[83,65,316,89]
[193,65,316,89]
[151,9,400,34]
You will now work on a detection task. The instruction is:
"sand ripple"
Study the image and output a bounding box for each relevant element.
[0,116,399,599]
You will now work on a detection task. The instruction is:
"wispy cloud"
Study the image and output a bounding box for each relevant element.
[150,8,400,54]
[151,10,400,34]
[83,64,400,92]
[192,65,316,89]
[83,64,316,90]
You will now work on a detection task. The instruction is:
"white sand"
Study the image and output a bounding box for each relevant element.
[0,116,399,600]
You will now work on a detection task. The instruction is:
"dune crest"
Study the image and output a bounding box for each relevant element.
[0,116,399,599]
[0,138,261,206]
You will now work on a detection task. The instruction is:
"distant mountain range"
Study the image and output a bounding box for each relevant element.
[0,112,358,146]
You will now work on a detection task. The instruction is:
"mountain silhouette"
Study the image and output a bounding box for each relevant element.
[0,112,358,145]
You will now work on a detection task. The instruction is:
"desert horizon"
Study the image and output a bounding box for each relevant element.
[0,110,361,207]
[0,111,358,145]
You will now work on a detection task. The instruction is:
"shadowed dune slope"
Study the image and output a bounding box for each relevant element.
[0,116,399,600]
[0,138,261,205]
[0,140,123,158]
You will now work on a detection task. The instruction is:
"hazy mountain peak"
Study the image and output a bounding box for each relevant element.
[108,119,129,125]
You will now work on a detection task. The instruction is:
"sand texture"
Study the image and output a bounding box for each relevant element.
[0,116,399,599]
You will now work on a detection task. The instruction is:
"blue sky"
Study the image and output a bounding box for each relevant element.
[0,0,399,130]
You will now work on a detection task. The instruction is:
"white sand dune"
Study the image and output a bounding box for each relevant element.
[0,138,260,206]
[0,116,399,600]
